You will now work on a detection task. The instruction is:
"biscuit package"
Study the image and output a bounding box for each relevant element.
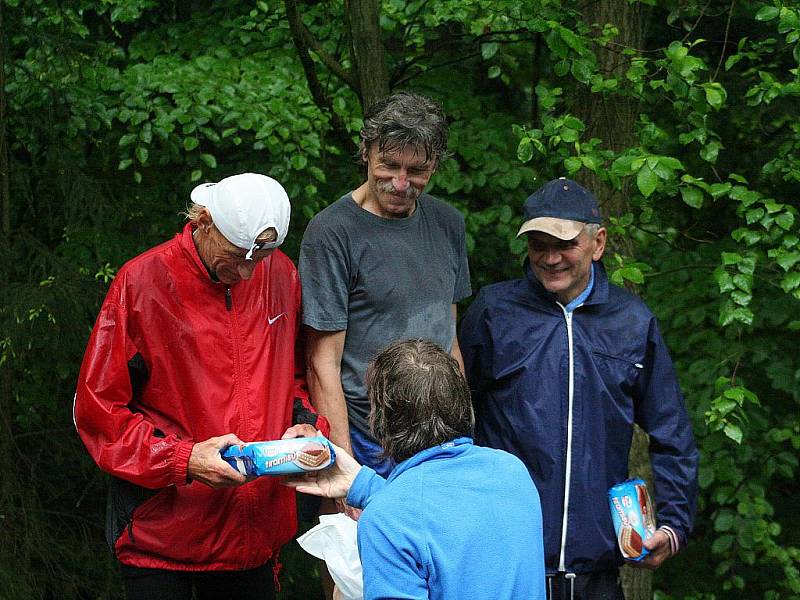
[608,478,657,561]
[222,436,336,476]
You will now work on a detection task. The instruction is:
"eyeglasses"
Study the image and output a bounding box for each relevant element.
[245,239,278,261]
[208,225,276,262]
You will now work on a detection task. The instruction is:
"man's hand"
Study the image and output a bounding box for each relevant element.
[281,423,319,439]
[283,442,361,499]
[637,529,673,570]
[187,433,248,488]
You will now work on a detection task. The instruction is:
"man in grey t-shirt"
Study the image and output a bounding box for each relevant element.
[299,92,471,477]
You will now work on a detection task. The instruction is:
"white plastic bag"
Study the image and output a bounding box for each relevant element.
[297,513,363,600]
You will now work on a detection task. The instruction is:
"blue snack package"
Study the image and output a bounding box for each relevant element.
[222,436,336,477]
[608,478,657,561]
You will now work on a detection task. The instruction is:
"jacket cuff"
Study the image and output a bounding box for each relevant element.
[172,440,194,486]
[292,398,331,438]
[346,466,385,510]
[658,525,680,556]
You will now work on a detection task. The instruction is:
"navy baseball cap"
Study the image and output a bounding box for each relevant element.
[517,177,602,240]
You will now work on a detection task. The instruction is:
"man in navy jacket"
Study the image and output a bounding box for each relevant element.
[459,178,698,600]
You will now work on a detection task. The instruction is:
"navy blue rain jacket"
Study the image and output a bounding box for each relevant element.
[459,261,698,575]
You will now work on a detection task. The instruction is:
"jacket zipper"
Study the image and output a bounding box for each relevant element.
[558,305,574,573]
[225,284,254,555]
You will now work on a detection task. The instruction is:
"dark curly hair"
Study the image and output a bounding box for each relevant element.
[367,339,473,464]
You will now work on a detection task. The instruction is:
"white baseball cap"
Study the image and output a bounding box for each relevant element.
[191,173,291,259]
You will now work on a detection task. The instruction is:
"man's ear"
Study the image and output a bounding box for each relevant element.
[592,227,607,261]
[196,208,213,232]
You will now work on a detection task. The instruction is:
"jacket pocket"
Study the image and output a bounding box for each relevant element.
[105,476,159,555]
[590,348,644,408]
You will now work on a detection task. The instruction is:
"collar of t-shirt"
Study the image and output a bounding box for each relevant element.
[562,262,595,313]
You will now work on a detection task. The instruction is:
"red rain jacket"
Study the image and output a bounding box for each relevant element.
[74,223,329,571]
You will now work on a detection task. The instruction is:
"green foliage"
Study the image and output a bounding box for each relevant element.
[3,0,800,598]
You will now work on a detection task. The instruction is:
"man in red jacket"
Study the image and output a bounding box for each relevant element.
[74,173,329,600]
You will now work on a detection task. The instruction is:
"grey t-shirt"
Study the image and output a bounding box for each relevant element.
[299,192,472,435]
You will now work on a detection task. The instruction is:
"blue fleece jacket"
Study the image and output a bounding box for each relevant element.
[346,437,545,600]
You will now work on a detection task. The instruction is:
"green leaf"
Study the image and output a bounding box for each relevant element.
[135,146,149,165]
[725,54,744,71]
[709,183,732,199]
[561,128,580,143]
[184,137,199,151]
[617,266,645,284]
[721,252,742,265]
[200,153,217,169]
[564,156,582,173]
[488,65,501,79]
[517,138,534,163]
[700,141,721,164]
[119,133,137,147]
[571,59,593,83]
[776,252,800,271]
[190,169,202,182]
[731,290,751,306]
[553,60,570,77]
[714,268,735,293]
[290,154,308,170]
[309,166,327,183]
[781,272,800,292]
[118,159,133,171]
[681,186,704,208]
[755,6,780,21]
[704,84,727,109]
[637,165,658,198]
[580,155,599,171]
[776,211,795,230]
[733,273,752,293]
[715,511,735,532]
[724,423,743,444]
[481,42,499,60]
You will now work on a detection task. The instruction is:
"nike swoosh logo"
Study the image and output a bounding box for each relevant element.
[267,313,286,325]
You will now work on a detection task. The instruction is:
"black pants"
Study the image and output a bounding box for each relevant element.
[546,570,624,600]
[121,562,276,600]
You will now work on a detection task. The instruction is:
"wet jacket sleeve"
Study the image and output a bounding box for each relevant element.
[73,285,193,489]
[634,318,699,548]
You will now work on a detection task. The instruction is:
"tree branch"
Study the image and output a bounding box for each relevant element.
[712,0,735,82]
[290,4,358,92]
[284,0,358,157]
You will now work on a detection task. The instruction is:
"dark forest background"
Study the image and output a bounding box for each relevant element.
[1,0,799,598]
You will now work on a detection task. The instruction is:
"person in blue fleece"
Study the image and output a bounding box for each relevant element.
[289,339,545,600]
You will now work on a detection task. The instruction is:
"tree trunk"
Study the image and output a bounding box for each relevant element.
[344,0,390,109]
[1,0,10,235]
[572,2,654,598]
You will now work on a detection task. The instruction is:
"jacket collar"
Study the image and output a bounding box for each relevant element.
[386,437,473,483]
[523,258,609,308]
[179,222,219,284]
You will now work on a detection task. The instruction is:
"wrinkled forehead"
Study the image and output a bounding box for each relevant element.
[374,144,435,168]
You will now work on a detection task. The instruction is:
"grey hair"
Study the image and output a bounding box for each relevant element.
[359,92,449,168]
[583,223,601,237]
[367,339,474,464]
[184,202,205,224]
